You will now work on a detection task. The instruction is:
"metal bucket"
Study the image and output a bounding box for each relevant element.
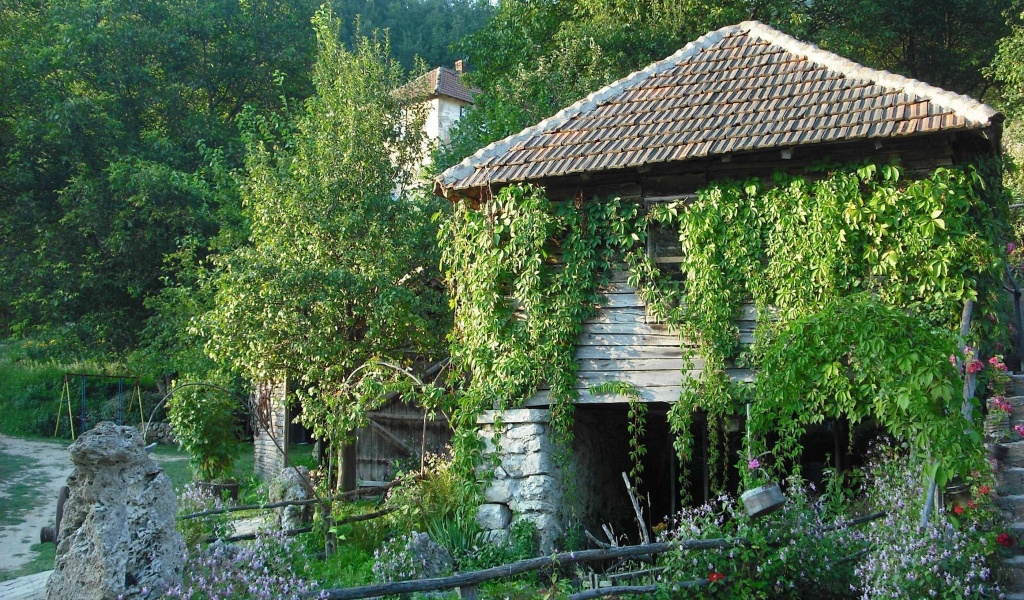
[741,481,785,518]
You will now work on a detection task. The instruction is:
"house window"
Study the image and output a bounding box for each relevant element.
[643,194,694,270]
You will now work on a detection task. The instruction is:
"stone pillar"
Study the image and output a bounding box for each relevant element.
[476,409,563,552]
[47,422,184,600]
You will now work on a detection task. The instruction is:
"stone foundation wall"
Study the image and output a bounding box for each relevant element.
[476,409,563,552]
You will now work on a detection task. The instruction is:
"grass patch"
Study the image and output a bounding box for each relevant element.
[0,543,56,582]
[0,450,48,528]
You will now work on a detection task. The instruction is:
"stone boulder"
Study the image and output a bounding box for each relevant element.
[47,422,185,600]
[405,532,453,578]
[268,466,314,531]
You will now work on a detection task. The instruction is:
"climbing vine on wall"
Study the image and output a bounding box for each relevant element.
[442,162,1008,500]
[627,163,1006,489]
[439,185,641,483]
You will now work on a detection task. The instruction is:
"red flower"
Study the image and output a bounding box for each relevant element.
[708,572,725,582]
[968,500,977,509]
[953,505,965,515]
[998,533,1015,548]
[979,485,991,496]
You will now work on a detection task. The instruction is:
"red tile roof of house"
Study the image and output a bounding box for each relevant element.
[420,67,476,104]
[435,21,999,197]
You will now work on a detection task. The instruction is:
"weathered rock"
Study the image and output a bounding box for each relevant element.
[477,503,513,530]
[405,532,453,578]
[483,477,515,504]
[268,466,314,530]
[47,422,184,600]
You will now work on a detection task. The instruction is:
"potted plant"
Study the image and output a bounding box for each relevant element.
[167,386,242,500]
[740,455,786,518]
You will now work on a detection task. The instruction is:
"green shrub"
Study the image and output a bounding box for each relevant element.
[167,386,243,481]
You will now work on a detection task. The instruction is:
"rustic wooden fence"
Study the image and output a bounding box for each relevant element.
[299,511,886,600]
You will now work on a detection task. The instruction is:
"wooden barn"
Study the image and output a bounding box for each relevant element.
[434,21,1002,549]
[252,377,451,486]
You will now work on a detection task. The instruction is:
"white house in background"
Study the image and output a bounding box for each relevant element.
[418,61,476,146]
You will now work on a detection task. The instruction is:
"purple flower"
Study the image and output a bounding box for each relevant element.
[748,458,760,470]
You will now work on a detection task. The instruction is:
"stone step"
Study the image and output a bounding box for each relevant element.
[999,469,1024,496]
[1008,396,1024,423]
[1000,555,1024,592]
[995,494,1024,521]
[1011,374,1024,397]
[995,442,1024,468]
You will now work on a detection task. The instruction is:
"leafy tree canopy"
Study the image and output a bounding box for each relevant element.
[199,6,450,446]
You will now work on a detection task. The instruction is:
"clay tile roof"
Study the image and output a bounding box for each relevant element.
[435,21,998,197]
[419,67,476,104]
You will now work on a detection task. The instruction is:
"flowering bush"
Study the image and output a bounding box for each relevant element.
[371,531,452,583]
[661,440,1003,599]
[659,471,864,599]
[854,443,1001,599]
[165,532,325,600]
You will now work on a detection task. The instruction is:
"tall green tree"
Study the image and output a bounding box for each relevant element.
[0,0,318,351]
[808,0,1010,99]
[200,7,450,447]
[333,0,494,71]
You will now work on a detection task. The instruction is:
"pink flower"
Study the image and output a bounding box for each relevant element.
[989,355,1008,371]
[1008,242,1017,255]
[967,359,984,374]
[1014,423,1024,437]
[748,458,760,470]
[992,397,1012,413]
[950,354,958,367]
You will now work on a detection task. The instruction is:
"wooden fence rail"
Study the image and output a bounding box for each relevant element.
[300,511,887,600]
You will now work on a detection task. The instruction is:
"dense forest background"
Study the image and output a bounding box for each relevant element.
[3,0,1024,420]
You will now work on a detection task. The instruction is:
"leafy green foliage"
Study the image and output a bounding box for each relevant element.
[440,185,640,480]
[752,296,980,487]
[444,163,1005,500]
[809,0,1010,99]
[333,0,494,72]
[166,384,243,481]
[621,164,1006,489]
[0,0,318,351]
[200,6,449,450]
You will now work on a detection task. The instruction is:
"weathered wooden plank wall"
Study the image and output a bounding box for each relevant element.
[525,278,756,406]
[354,398,452,485]
[254,380,290,480]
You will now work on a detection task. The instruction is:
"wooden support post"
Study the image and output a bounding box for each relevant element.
[456,585,479,599]
[341,438,358,493]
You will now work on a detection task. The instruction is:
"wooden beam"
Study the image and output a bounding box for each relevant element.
[367,419,414,456]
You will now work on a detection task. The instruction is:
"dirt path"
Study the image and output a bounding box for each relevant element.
[0,435,73,573]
